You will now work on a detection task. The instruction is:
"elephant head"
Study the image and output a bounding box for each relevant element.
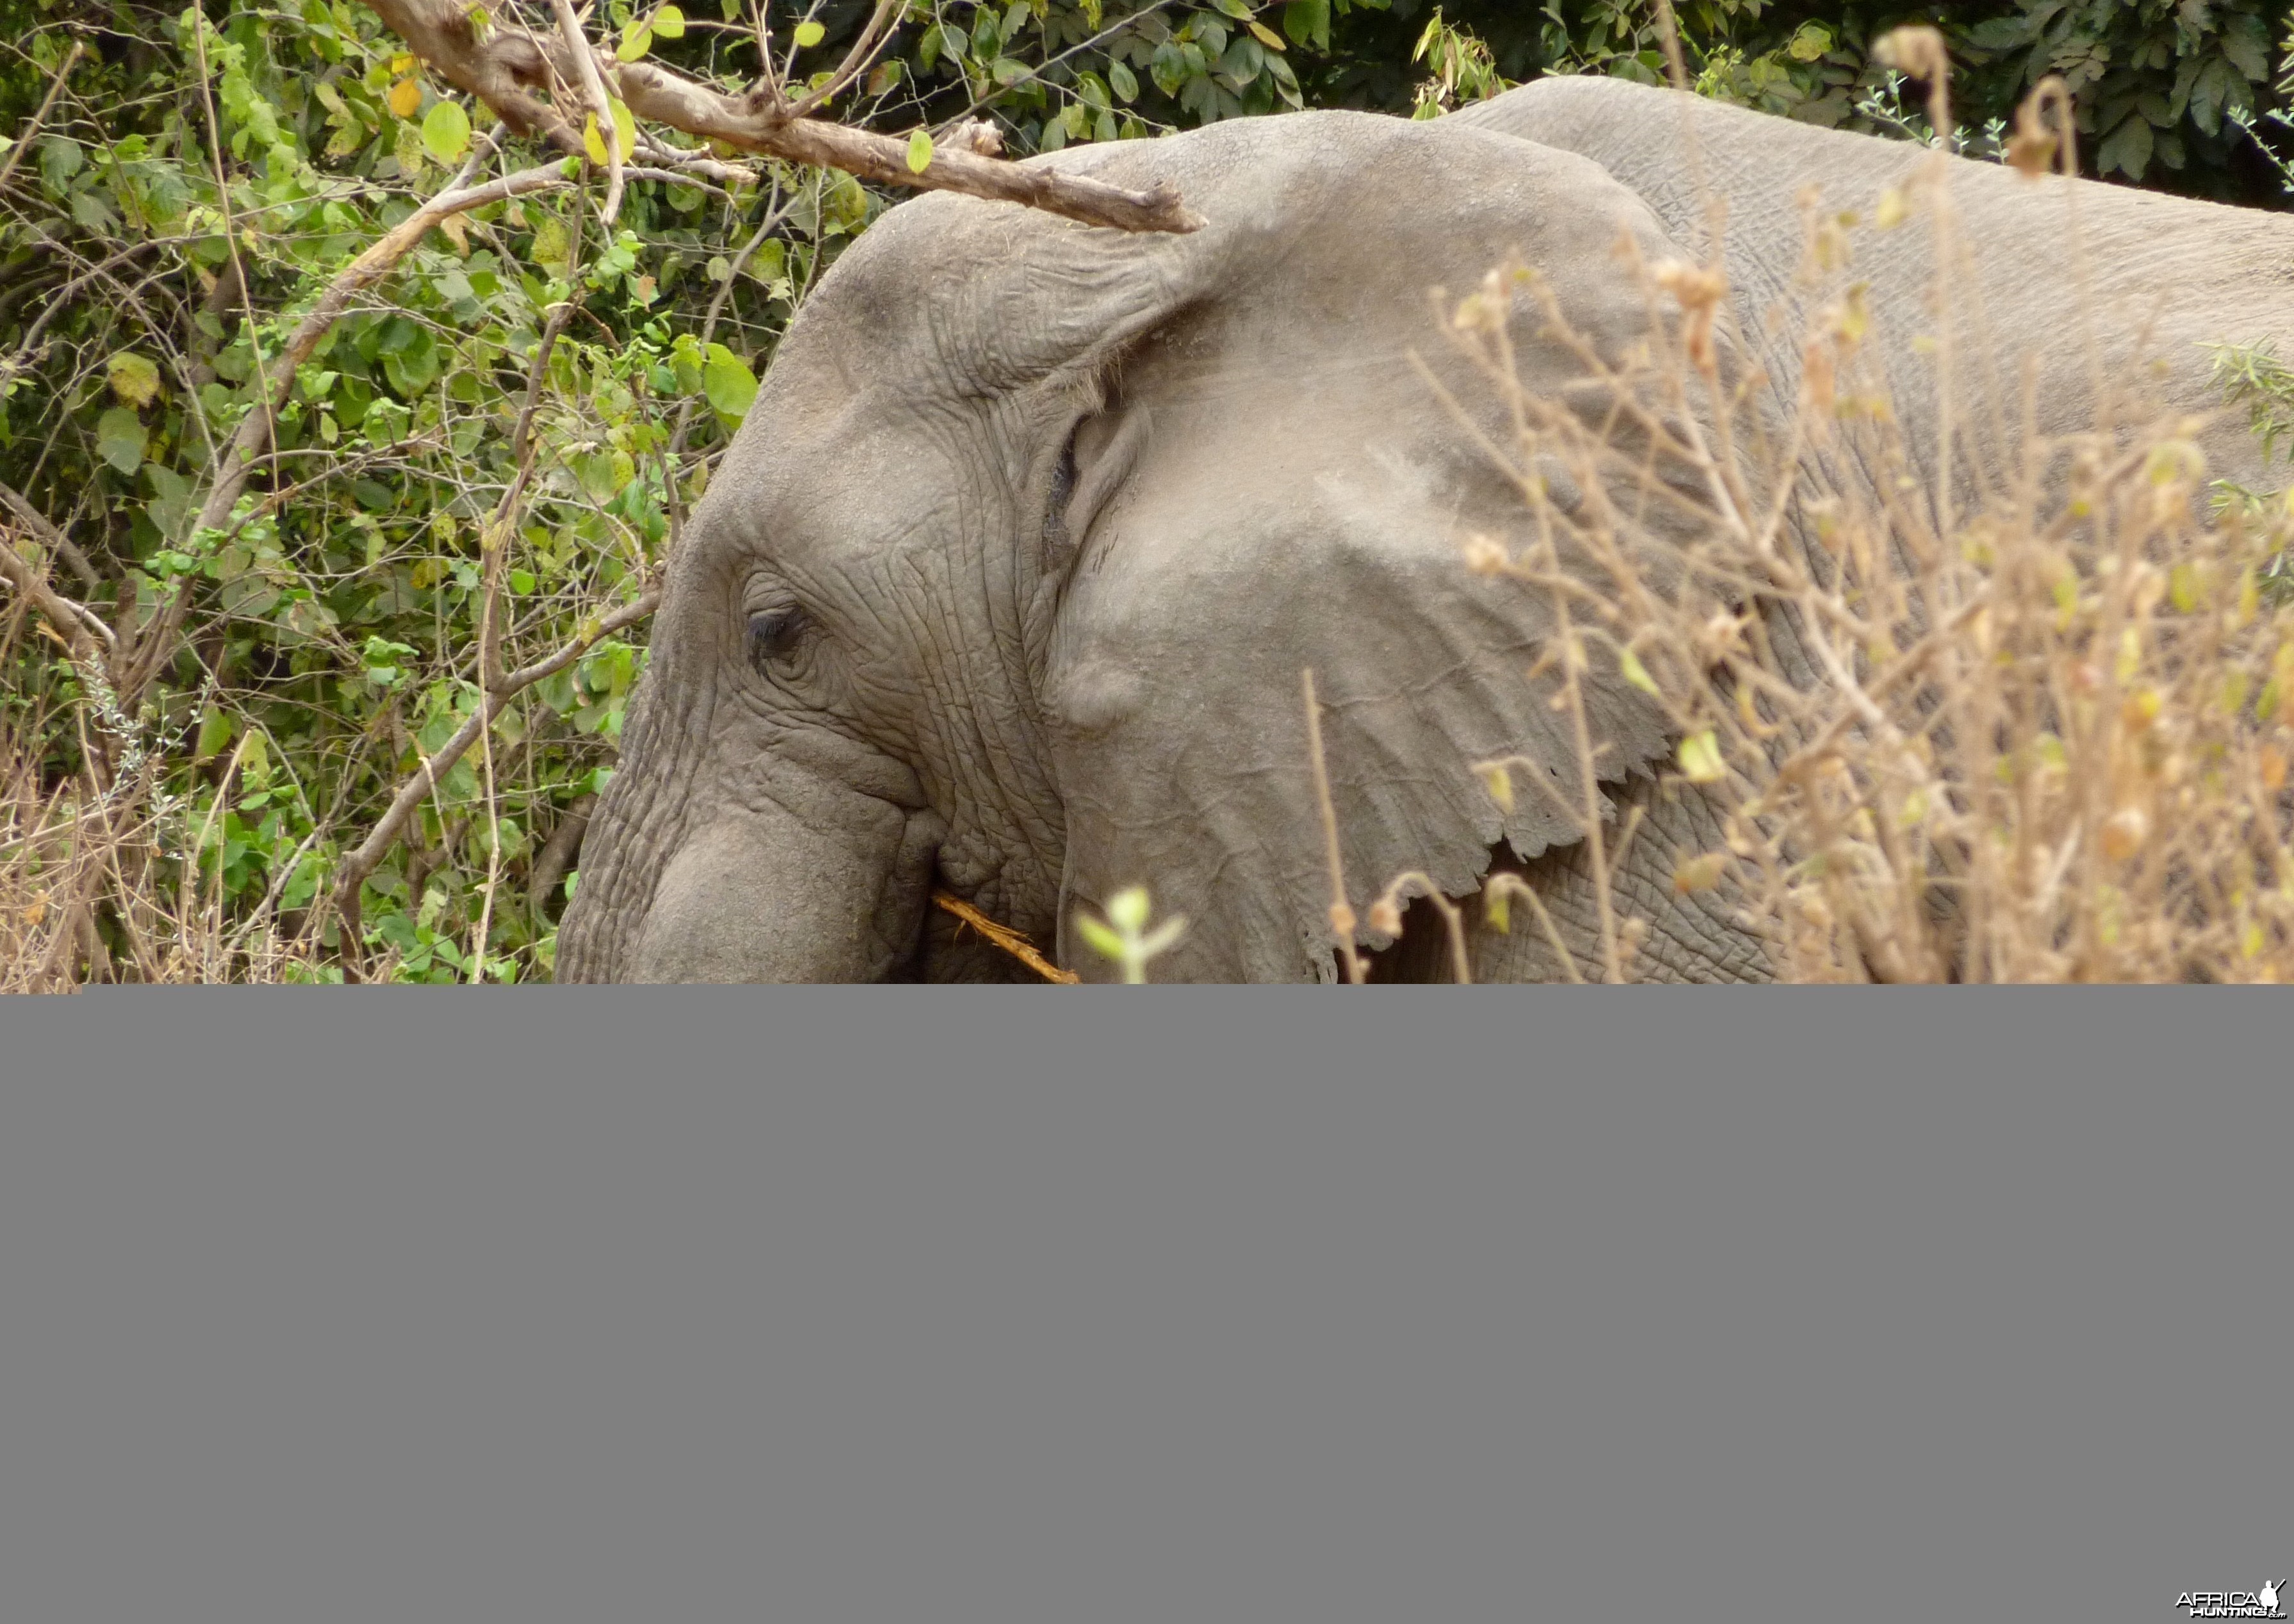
[556,110,1734,983]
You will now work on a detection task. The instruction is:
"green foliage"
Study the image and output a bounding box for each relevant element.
[1287,3,2290,203]
[1,2,868,980]
[1074,883,1188,981]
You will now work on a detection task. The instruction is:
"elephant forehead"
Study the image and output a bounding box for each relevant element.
[772,108,1671,393]
[697,392,976,562]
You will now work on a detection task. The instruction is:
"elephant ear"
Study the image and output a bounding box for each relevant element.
[1028,115,1728,981]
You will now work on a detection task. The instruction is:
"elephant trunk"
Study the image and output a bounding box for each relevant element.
[626,782,942,982]
[554,652,689,982]
[562,766,941,981]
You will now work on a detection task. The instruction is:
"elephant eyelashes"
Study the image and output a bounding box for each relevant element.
[745,607,807,674]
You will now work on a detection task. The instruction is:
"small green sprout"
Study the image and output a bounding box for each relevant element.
[1073,885,1187,983]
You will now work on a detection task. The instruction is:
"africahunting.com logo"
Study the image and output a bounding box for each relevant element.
[2176,1582,2285,1620]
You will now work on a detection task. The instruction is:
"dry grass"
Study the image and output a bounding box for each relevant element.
[1428,121,2294,982]
[0,668,326,988]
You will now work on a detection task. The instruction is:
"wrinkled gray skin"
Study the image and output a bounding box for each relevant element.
[558,78,2294,983]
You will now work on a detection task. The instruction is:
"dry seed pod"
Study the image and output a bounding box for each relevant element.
[2006,78,2073,179]
[2101,806,2151,863]
[1872,26,1949,88]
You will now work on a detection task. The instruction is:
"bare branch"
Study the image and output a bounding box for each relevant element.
[528,792,595,917]
[362,0,577,149]
[0,525,113,657]
[358,0,1204,233]
[546,0,623,223]
[613,58,1204,232]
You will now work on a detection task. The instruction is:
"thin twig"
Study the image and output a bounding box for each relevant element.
[932,890,1078,983]
[785,0,905,120]
[1302,667,1366,984]
[0,38,85,193]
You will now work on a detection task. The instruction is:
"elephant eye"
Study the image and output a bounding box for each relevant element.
[745,607,807,673]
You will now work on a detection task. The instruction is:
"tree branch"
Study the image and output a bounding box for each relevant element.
[545,0,623,222]
[359,0,1204,233]
[0,525,113,659]
[0,477,99,591]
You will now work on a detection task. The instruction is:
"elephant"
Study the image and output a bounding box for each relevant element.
[556,75,2294,983]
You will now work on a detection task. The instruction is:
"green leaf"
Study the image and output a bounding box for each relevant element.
[2097,113,2152,180]
[420,97,471,165]
[1678,730,1726,785]
[609,98,637,161]
[1786,22,1831,62]
[195,708,234,762]
[2220,27,2268,83]
[701,342,757,422]
[1108,60,1138,102]
[907,127,934,173]
[1282,0,1329,51]
[1619,647,1660,696]
[652,4,686,38]
[1075,914,1126,960]
[38,134,82,192]
[95,407,146,474]
[108,351,162,409]
[616,21,653,62]
[793,19,825,47]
